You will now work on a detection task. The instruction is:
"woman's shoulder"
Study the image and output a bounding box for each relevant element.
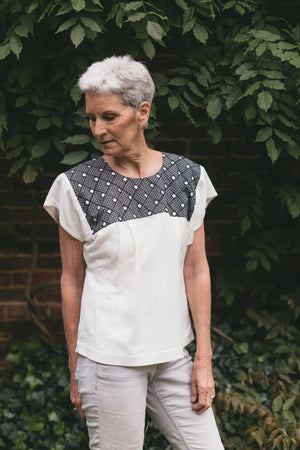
[163,152,201,169]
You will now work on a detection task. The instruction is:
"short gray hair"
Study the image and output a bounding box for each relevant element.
[78,55,155,110]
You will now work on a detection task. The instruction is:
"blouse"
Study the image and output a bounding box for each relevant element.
[44,152,217,366]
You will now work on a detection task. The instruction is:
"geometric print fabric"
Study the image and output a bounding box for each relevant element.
[65,152,201,235]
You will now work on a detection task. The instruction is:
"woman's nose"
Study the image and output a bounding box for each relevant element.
[93,120,107,136]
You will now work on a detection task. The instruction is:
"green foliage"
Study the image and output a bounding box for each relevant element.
[1,303,299,450]
[210,302,300,449]
[0,0,300,182]
[0,336,89,449]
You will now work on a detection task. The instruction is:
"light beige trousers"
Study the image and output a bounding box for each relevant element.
[75,349,224,450]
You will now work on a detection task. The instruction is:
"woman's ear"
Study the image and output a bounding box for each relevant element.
[137,101,151,129]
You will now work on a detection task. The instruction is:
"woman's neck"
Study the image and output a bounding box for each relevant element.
[103,148,162,179]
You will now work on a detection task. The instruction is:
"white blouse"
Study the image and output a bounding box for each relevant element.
[44,152,217,366]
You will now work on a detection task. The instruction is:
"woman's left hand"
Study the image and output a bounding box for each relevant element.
[191,355,215,414]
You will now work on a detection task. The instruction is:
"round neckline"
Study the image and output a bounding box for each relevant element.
[101,152,165,181]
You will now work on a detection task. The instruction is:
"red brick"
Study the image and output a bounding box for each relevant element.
[36,286,61,303]
[6,302,30,320]
[0,257,31,270]
[0,272,12,287]
[12,270,60,287]
[0,288,24,302]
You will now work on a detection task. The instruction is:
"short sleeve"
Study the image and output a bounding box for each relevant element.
[188,166,217,244]
[43,173,91,242]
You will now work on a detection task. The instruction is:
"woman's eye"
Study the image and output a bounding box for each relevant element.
[88,116,96,122]
[104,114,116,121]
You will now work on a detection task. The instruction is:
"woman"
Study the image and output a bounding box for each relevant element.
[44,55,224,450]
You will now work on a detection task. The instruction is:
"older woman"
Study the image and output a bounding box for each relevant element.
[44,55,224,450]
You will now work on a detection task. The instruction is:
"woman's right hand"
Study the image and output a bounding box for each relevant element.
[70,377,85,417]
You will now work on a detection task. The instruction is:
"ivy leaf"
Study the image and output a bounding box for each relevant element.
[147,21,163,41]
[60,150,89,165]
[70,24,85,48]
[9,36,23,59]
[255,127,273,142]
[71,0,85,12]
[266,138,279,163]
[64,135,90,145]
[143,39,155,59]
[206,97,222,120]
[80,17,102,33]
[257,90,273,111]
[23,164,39,184]
[168,96,179,110]
[0,43,11,60]
[192,24,208,45]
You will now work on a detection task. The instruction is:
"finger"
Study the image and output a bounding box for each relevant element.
[191,379,198,403]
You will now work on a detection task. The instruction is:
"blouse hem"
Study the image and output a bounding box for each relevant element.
[76,334,194,367]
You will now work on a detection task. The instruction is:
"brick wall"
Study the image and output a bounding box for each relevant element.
[0,121,281,348]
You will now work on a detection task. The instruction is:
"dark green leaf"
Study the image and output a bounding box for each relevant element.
[0,43,10,60]
[8,158,27,177]
[262,79,285,90]
[147,21,163,41]
[206,97,222,120]
[209,124,222,144]
[31,138,52,158]
[143,39,155,59]
[168,77,186,87]
[127,12,146,22]
[255,127,273,142]
[70,24,85,47]
[168,96,179,110]
[174,0,188,9]
[272,394,283,413]
[241,215,252,235]
[251,30,281,42]
[192,24,208,45]
[9,36,23,59]
[55,18,77,33]
[64,135,90,145]
[81,17,102,33]
[257,91,273,111]
[266,138,279,163]
[256,42,267,57]
[23,164,39,183]
[36,117,51,131]
[71,0,85,12]
[124,2,143,11]
[60,150,89,165]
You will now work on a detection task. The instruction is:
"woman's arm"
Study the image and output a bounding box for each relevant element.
[59,225,86,417]
[183,223,215,414]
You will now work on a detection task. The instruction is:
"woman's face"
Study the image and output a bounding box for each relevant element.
[85,93,149,157]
